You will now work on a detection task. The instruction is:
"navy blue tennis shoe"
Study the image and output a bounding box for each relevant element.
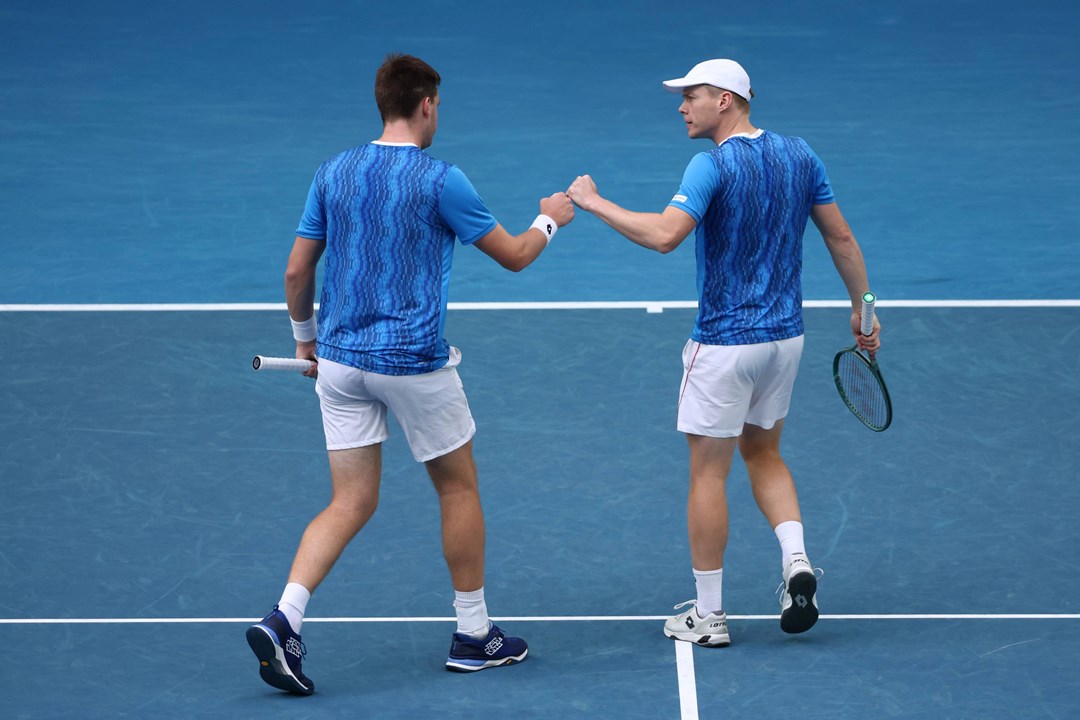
[445,623,528,672]
[246,606,315,695]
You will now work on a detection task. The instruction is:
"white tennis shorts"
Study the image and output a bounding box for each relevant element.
[315,348,476,462]
[677,336,804,438]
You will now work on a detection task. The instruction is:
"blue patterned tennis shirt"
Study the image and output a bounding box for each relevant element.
[667,130,835,345]
[296,142,497,375]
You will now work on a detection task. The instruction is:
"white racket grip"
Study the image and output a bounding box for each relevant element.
[860,292,877,336]
[252,356,315,372]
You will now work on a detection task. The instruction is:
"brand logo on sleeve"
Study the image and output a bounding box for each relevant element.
[672,194,688,203]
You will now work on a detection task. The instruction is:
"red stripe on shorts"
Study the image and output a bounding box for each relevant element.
[677,341,702,412]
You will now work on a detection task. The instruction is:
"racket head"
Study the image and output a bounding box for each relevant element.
[832,346,892,431]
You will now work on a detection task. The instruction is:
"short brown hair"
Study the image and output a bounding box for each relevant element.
[374,54,441,122]
[701,84,752,113]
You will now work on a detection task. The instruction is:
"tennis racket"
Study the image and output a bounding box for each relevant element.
[833,292,892,432]
[252,355,316,372]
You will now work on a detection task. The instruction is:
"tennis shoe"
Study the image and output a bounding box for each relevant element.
[445,623,528,672]
[663,600,730,647]
[246,606,315,695]
[778,553,821,634]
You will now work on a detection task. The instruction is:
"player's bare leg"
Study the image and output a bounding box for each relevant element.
[685,433,738,571]
[424,440,485,592]
[287,444,383,591]
[428,441,528,671]
[739,421,800,527]
[740,420,818,633]
[247,444,381,695]
[663,434,738,647]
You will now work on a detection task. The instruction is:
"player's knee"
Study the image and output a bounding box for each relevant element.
[741,442,785,469]
[328,493,379,528]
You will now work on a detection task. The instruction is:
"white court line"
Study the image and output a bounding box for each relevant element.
[7,611,1074,720]
[2,613,1077,624]
[1,300,1079,312]
[3,297,1072,720]
[674,641,699,720]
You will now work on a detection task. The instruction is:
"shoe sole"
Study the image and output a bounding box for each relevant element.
[663,628,730,648]
[246,625,315,695]
[445,648,528,672]
[780,571,819,634]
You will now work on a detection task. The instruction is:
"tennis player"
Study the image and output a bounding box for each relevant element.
[567,59,880,646]
[246,53,574,694]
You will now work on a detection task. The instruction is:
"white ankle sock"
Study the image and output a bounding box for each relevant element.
[454,588,490,637]
[774,520,807,568]
[692,567,724,617]
[278,582,311,634]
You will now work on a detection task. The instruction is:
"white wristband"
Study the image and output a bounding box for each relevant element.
[530,214,557,245]
[290,315,317,342]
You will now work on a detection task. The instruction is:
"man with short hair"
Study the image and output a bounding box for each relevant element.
[568,59,880,646]
[246,53,574,694]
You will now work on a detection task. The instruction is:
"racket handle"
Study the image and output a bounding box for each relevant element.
[860,292,877,336]
[252,355,315,372]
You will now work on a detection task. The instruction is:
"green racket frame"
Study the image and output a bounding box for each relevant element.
[833,291,892,432]
[832,347,892,431]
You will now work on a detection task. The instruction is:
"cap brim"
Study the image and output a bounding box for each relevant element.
[662,78,694,92]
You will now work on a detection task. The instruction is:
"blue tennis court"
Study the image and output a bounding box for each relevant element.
[2,1,1078,718]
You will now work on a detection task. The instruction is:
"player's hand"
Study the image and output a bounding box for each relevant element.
[851,312,880,354]
[540,192,575,227]
[296,340,318,378]
[567,175,599,212]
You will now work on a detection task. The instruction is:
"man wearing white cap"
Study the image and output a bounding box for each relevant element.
[568,59,880,646]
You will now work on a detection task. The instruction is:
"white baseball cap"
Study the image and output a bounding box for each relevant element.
[662,59,752,102]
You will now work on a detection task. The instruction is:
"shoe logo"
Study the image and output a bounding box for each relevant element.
[684,616,695,629]
[484,636,504,656]
[708,622,725,629]
[795,594,808,608]
[285,637,303,658]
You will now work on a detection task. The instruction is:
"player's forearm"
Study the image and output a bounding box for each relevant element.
[825,232,871,309]
[501,228,550,272]
[284,237,324,323]
[589,197,680,253]
[284,266,317,321]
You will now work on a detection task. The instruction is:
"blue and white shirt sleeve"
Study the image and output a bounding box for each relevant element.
[438,166,498,245]
[666,152,718,223]
[295,174,327,240]
[808,147,836,205]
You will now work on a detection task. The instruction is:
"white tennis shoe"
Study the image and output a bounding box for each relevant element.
[663,600,731,647]
[778,553,821,634]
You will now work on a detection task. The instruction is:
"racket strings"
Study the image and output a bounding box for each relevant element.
[836,352,888,428]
